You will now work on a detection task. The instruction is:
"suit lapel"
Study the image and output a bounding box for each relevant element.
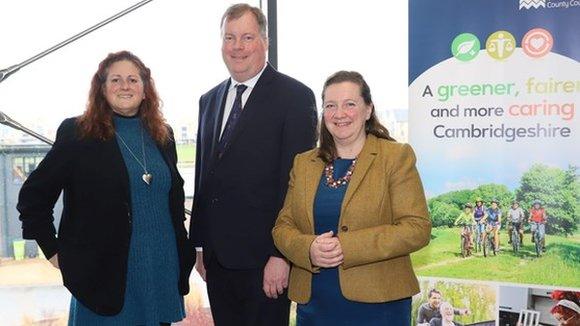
[212,80,230,149]
[217,64,276,160]
[207,80,230,167]
[304,152,325,231]
[340,135,379,215]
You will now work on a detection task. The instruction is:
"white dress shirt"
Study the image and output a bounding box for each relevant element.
[219,64,267,137]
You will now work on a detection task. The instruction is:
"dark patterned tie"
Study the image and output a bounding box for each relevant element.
[217,84,247,157]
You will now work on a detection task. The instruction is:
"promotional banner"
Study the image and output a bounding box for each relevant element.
[409,1,579,324]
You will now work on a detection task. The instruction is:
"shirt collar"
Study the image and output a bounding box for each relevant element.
[229,62,267,91]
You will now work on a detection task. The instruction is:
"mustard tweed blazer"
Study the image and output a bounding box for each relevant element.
[272,134,431,304]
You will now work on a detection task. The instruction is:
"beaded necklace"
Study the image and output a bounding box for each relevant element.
[324,158,357,189]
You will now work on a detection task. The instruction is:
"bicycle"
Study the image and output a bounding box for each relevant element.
[483,224,497,257]
[473,220,484,253]
[510,222,522,254]
[459,224,472,258]
[531,221,546,257]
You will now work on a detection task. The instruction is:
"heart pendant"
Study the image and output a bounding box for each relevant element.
[142,173,152,185]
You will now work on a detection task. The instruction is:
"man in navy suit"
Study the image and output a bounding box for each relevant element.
[189,3,317,325]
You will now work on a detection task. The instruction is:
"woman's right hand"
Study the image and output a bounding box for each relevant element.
[309,231,343,268]
[48,254,60,269]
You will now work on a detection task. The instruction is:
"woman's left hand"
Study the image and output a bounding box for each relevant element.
[310,231,344,268]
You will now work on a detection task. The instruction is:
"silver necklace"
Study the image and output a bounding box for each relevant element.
[115,125,152,185]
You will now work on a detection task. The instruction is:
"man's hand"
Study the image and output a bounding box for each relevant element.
[195,251,206,281]
[48,254,59,269]
[309,231,343,268]
[263,256,290,299]
[459,308,471,315]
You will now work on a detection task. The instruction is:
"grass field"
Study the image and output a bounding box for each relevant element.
[177,144,195,163]
[412,227,580,287]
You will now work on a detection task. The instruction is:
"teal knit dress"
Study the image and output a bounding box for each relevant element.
[68,115,185,325]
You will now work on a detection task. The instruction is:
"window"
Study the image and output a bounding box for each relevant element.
[12,155,45,183]
[278,1,409,142]
[0,1,259,325]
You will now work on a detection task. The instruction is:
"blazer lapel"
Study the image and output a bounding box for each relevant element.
[156,141,178,187]
[212,80,230,148]
[218,64,276,159]
[340,135,379,214]
[208,79,230,165]
[107,136,131,200]
[304,152,325,231]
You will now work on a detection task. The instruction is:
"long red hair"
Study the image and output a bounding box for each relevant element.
[77,50,169,144]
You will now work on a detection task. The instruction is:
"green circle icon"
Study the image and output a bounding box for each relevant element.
[451,33,481,62]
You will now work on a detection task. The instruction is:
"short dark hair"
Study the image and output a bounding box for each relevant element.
[318,71,395,163]
[221,3,268,40]
[429,289,442,298]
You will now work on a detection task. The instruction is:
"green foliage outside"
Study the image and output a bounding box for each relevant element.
[428,164,579,235]
[411,279,496,325]
[176,144,195,163]
[515,164,579,235]
[412,227,580,287]
[428,183,514,228]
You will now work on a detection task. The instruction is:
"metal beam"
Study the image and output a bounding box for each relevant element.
[266,0,278,69]
[0,0,154,84]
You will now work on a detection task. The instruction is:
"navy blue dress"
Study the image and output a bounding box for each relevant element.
[296,159,411,326]
[68,115,185,325]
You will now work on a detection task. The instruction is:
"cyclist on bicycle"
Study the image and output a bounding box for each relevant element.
[529,199,547,252]
[507,200,525,245]
[484,199,501,253]
[473,198,487,237]
[454,203,475,254]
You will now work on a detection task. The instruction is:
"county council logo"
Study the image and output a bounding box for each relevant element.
[519,0,546,9]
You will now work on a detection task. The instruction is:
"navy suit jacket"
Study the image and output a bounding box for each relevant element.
[190,64,317,269]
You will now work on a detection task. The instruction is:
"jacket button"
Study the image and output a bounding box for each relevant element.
[341,225,348,232]
[210,170,215,176]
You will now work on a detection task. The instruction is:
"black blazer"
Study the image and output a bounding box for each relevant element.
[17,117,194,316]
[190,64,317,269]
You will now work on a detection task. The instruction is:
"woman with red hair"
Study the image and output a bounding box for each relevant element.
[550,290,580,326]
[17,51,193,325]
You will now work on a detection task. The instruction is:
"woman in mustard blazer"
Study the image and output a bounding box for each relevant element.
[272,71,431,325]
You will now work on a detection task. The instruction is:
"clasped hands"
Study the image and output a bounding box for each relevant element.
[309,231,344,268]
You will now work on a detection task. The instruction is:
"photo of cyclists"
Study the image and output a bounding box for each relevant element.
[409,0,579,293]
[412,278,496,326]
[411,163,579,287]
[498,286,580,326]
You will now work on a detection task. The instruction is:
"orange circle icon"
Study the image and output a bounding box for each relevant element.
[522,28,553,58]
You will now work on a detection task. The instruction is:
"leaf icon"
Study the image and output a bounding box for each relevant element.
[457,40,475,55]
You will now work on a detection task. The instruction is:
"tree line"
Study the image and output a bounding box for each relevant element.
[428,164,578,235]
